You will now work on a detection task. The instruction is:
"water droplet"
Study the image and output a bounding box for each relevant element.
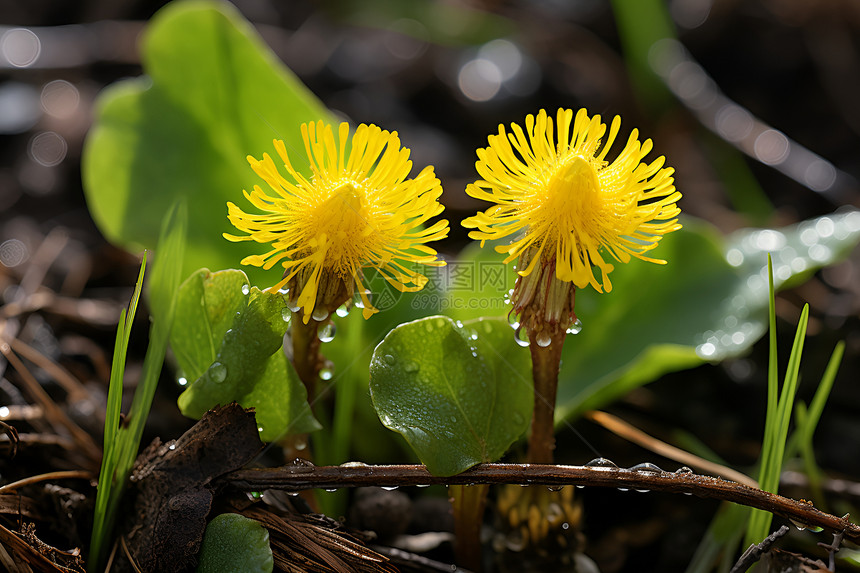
[312,307,330,322]
[318,322,336,343]
[168,444,176,451]
[561,522,570,530]
[177,377,187,387]
[287,299,301,312]
[403,361,419,373]
[635,489,650,493]
[469,333,478,341]
[210,362,227,383]
[449,415,457,423]
[455,320,464,328]
[507,311,520,329]
[381,486,399,491]
[585,458,617,468]
[416,484,430,488]
[535,332,552,347]
[324,488,338,493]
[630,462,663,474]
[241,284,250,295]
[546,486,565,492]
[674,466,694,475]
[566,318,583,335]
[257,426,264,433]
[383,354,396,365]
[339,461,369,468]
[335,304,350,318]
[320,367,334,380]
[281,307,292,323]
[249,491,262,500]
[617,487,629,492]
[575,485,585,489]
[514,325,530,347]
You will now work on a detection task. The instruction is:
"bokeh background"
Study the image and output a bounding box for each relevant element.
[3,1,860,570]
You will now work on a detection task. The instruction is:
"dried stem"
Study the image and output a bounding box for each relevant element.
[527,332,566,464]
[222,462,860,543]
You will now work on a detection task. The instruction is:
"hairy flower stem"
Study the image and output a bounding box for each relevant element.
[290,313,323,404]
[527,332,566,464]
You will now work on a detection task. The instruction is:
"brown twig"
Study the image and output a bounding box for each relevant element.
[585,410,758,487]
[0,470,93,493]
[222,462,860,542]
[9,338,91,403]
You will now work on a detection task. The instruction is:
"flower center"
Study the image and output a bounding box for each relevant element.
[543,156,601,239]
[313,182,375,271]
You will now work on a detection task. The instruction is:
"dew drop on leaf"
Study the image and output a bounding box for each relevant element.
[241,284,250,295]
[210,362,227,383]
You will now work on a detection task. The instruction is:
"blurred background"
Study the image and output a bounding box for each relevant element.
[2,0,860,570]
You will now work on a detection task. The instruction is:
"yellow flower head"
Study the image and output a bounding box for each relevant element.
[224,121,449,322]
[462,108,681,293]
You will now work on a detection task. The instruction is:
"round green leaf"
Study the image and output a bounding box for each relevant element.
[369,316,532,476]
[196,513,273,573]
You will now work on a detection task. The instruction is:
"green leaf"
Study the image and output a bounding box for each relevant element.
[196,513,273,573]
[370,316,532,476]
[171,269,249,382]
[174,269,320,441]
[82,0,334,286]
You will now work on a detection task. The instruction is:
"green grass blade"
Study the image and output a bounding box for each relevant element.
[90,254,147,571]
[745,288,809,548]
[88,201,186,571]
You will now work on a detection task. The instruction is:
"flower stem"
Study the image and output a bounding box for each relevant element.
[290,313,322,404]
[527,332,566,464]
[450,483,489,572]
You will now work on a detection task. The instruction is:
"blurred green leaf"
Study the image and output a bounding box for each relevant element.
[196,513,273,573]
[370,316,532,476]
[83,0,333,285]
[174,269,320,441]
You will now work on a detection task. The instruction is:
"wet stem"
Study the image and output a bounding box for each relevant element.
[527,332,566,464]
[290,313,323,404]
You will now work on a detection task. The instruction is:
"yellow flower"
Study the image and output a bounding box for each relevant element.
[462,108,681,293]
[224,121,449,322]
